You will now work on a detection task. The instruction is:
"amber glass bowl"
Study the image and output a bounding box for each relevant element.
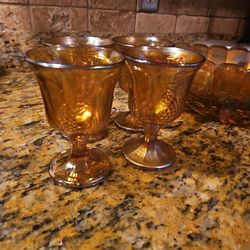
[26,46,124,188]
[188,40,250,125]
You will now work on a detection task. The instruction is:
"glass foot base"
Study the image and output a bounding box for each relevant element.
[113,112,144,132]
[122,138,176,170]
[49,149,111,188]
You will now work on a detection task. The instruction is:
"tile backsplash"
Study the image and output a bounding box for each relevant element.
[0,0,249,70]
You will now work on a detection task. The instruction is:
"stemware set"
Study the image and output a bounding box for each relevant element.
[26,35,204,188]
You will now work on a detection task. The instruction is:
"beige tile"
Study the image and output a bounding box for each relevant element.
[88,0,118,9]
[158,0,180,14]
[89,0,136,10]
[89,9,135,35]
[178,0,214,16]
[0,0,28,3]
[30,0,87,7]
[159,0,213,15]
[175,15,210,34]
[31,6,87,32]
[211,0,248,18]
[159,0,180,14]
[0,5,31,32]
[237,19,249,35]
[118,0,136,10]
[209,18,239,35]
[135,13,176,34]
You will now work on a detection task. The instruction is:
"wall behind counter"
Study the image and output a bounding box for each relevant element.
[0,0,249,70]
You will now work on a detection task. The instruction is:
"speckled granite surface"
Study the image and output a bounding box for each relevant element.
[0,72,249,249]
[0,31,230,71]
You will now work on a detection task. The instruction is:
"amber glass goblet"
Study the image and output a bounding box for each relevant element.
[112,35,174,132]
[122,46,204,170]
[26,46,124,188]
[44,36,115,141]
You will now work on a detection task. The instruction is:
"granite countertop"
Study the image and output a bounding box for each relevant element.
[0,72,249,250]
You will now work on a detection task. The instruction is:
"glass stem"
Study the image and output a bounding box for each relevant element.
[127,63,135,117]
[71,134,89,158]
[219,102,237,124]
[144,125,160,143]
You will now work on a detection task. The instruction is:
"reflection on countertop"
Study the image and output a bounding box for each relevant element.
[0,72,249,249]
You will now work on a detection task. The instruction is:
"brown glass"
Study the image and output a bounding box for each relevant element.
[44,35,115,48]
[112,35,174,132]
[26,46,124,188]
[43,36,115,140]
[122,46,204,170]
[189,42,250,125]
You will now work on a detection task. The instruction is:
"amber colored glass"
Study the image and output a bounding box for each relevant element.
[112,35,174,132]
[122,46,204,170]
[190,42,250,125]
[26,46,124,188]
[43,36,115,141]
[44,36,115,48]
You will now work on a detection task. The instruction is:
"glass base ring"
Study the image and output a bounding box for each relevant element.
[113,111,144,132]
[49,149,111,188]
[122,138,176,170]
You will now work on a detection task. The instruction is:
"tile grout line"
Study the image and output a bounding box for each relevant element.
[87,0,89,33]
[173,15,177,34]
[27,0,33,32]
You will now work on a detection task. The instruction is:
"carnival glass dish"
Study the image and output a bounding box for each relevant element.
[188,40,250,125]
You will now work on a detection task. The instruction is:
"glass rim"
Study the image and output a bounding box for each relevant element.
[112,35,175,48]
[44,35,115,47]
[25,46,125,70]
[124,46,206,67]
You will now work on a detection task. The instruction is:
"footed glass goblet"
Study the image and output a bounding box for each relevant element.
[26,46,124,188]
[112,35,174,132]
[122,46,204,170]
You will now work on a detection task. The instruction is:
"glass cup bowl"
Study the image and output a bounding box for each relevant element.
[112,35,175,132]
[43,36,116,141]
